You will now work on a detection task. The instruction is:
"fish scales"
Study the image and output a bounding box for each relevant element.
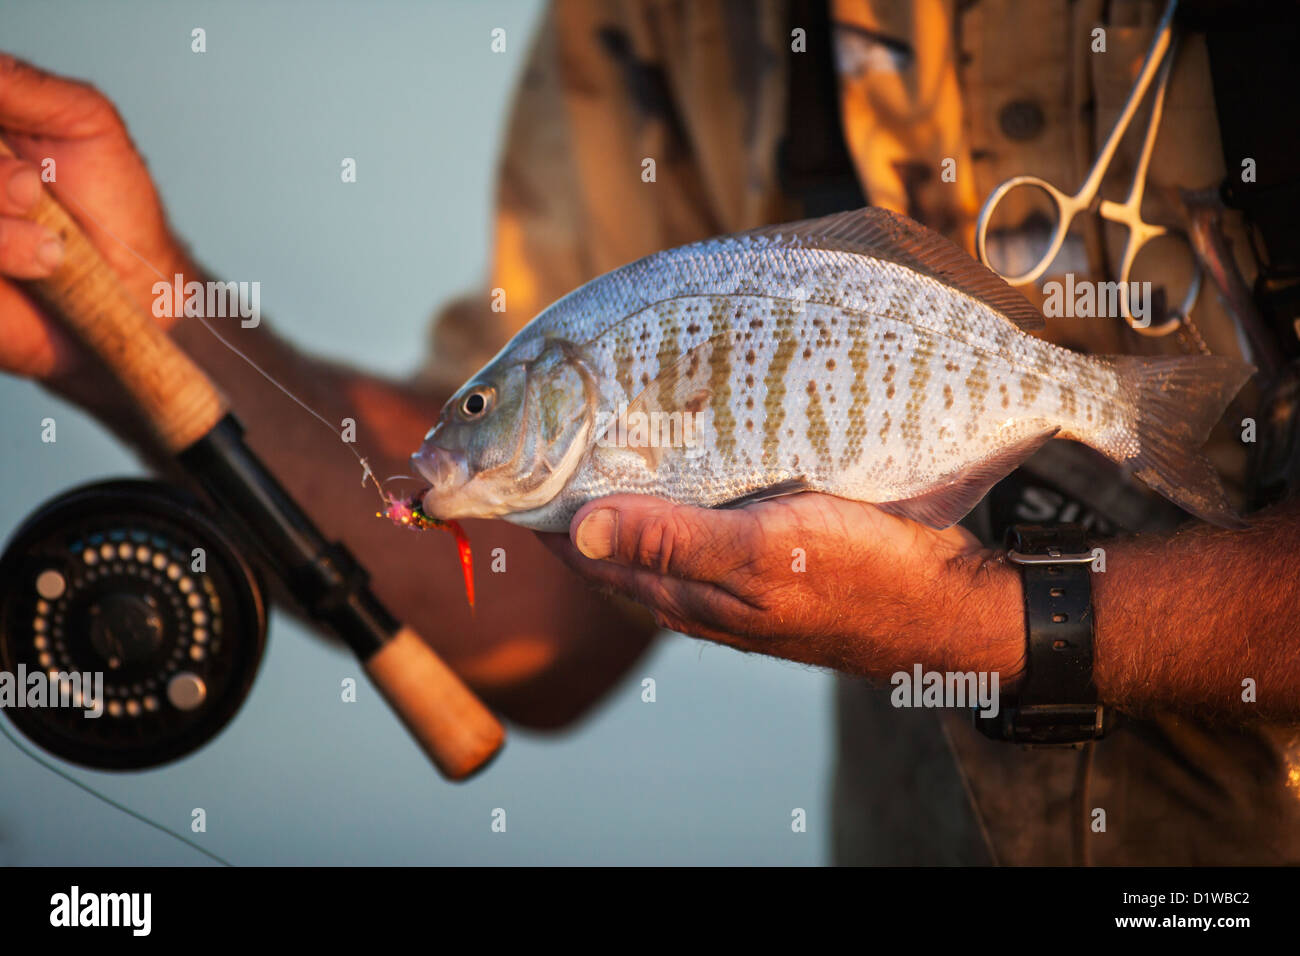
[414,208,1252,532]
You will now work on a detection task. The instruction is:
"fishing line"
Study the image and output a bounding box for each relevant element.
[0,715,234,866]
[57,190,396,508]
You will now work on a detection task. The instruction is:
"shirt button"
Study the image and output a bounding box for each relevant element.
[999,99,1046,141]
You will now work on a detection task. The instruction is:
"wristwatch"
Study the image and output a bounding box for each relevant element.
[972,524,1110,745]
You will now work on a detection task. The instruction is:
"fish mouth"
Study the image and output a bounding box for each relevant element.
[411,444,470,517]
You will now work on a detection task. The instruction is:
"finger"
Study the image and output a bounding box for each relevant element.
[569,494,760,584]
[540,532,755,639]
[0,53,115,138]
[0,217,63,278]
[0,158,41,216]
[0,279,77,378]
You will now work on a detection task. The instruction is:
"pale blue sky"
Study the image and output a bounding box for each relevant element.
[0,0,832,865]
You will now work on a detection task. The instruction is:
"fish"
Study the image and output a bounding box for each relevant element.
[411,207,1253,533]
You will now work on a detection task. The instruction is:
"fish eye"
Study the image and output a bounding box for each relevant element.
[458,387,494,420]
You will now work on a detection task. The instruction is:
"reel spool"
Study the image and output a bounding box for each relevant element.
[0,480,266,770]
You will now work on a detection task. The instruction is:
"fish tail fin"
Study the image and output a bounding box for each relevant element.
[1104,353,1254,528]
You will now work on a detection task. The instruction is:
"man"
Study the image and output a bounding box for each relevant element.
[1,0,1297,865]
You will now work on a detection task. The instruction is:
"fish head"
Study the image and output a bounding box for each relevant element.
[412,337,598,520]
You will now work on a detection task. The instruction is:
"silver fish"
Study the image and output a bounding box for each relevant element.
[413,207,1252,532]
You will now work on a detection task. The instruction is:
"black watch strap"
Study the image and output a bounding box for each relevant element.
[974,524,1108,745]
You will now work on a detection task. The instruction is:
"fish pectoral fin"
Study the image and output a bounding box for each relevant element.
[625,332,731,416]
[874,426,1061,529]
[601,332,731,473]
[717,478,811,510]
[743,206,1047,333]
[631,436,665,472]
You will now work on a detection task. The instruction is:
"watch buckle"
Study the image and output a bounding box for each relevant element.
[1007,547,1095,565]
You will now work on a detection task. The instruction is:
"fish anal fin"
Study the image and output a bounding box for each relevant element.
[875,427,1060,529]
[744,206,1046,333]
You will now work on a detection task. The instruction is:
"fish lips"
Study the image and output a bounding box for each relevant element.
[411,443,470,516]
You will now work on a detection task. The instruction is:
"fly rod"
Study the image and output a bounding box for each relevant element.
[0,135,505,780]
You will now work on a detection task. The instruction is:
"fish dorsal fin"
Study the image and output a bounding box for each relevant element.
[601,332,731,471]
[742,207,1046,333]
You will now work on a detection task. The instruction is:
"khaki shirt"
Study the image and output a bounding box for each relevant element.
[423,0,1300,864]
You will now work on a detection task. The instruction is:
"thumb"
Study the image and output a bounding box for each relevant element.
[0,54,115,138]
[570,495,750,582]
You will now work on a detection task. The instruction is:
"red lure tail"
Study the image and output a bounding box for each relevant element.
[444,518,475,611]
[377,492,475,611]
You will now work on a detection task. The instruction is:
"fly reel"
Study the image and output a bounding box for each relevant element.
[0,480,266,770]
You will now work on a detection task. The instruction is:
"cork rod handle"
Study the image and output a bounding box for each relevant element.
[0,137,227,452]
[365,628,504,779]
